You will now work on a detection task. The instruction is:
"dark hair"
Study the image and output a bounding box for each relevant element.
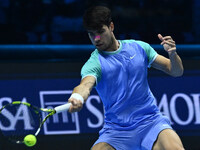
[83,6,112,31]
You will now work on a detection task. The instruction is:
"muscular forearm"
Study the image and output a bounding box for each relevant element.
[72,84,91,102]
[71,76,95,102]
[68,76,95,113]
[168,52,184,77]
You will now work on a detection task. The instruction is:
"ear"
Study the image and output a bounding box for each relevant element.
[109,22,114,32]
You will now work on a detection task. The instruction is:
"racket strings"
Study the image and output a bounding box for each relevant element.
[0,103,41,143]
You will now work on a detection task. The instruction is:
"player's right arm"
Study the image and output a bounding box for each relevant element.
[68,76,96,113]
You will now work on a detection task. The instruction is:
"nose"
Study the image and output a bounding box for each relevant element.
[94,35,101,42]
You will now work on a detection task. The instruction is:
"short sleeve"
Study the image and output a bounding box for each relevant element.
[81,50,101,84]
[135,40,158,68]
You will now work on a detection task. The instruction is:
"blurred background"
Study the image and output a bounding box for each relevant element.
[0,0,199,44]
[0,0,200,150]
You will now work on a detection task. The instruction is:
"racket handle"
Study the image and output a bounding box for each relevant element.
[54,103,71,113]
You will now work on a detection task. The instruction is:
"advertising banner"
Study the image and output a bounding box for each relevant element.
[0,72,199,136]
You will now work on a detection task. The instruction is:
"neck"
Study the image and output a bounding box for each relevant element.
[106,38,119,52]
[114,39,120,50]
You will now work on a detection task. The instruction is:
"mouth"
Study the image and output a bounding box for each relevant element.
[96,43,103,47]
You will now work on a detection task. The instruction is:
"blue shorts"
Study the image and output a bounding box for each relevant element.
[93,116,172,150]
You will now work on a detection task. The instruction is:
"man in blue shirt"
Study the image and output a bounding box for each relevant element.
[68,6,184,150]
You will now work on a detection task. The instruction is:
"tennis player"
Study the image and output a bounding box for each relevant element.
[68,6,185,150]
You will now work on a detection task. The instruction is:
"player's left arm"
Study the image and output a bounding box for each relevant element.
[151,34,184,77]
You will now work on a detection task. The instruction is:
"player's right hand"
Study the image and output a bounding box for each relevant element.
[68,97,83,113]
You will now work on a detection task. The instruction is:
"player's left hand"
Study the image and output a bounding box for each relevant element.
[158,34,176,55]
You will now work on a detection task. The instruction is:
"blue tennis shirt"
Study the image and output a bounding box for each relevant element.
[81,40,161,130]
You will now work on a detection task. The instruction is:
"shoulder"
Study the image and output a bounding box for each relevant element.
[132,40,152,49]
[81,49,102,83]
[83,49,100,65]
[82,49,100,68]
[130,40,156,54]
[120,39,136,44]
[120,39,150,49]
[122,39,158,67]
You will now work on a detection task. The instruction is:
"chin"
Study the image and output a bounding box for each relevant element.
[97,48,104,51]
[96,46,105,51]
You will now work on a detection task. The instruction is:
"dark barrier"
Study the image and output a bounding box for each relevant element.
[0,44,200,60]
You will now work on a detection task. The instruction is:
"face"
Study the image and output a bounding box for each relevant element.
[87,23,115,51]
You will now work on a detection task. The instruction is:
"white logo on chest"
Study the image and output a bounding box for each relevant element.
[130,54,136,59]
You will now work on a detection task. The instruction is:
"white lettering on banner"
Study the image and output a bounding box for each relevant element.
[170,93,194,125]
[0,97,33,130]
[191,94,200,124]
[0,97,14,130]
[1,92,200,133]
[158,94,172,123]
[86,95,104,128]
[39,90,80,135]
[158,93,200,125]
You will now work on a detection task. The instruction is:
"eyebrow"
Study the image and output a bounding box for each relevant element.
[88,28,105,34]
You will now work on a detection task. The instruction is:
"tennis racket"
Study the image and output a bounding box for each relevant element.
[0,101,71,144]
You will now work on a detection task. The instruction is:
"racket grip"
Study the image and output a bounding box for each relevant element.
[54,103,71,113]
